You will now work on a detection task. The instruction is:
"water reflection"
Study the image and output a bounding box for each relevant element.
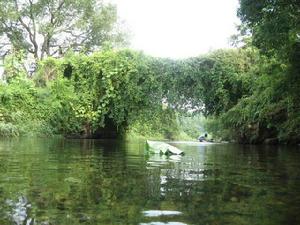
[0,138,299,225]
[143,210,182,217]
[6,196,33,225]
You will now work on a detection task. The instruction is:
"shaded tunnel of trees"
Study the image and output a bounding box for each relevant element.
[0,0,299,144]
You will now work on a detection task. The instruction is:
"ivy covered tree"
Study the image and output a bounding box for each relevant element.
[164,48,260,116]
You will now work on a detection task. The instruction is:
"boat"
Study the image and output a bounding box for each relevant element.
[146,140,184,155]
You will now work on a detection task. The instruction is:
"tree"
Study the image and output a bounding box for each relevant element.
[166,49,260,116]
[238,0,300,58]
[0,0,128,60]
[237,0,300,142]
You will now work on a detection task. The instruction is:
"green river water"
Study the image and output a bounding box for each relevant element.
[0,138,299,225]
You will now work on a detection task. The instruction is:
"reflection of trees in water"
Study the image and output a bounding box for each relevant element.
[0,139,149,225]
[145,144,300,225]
[0,140,300,225]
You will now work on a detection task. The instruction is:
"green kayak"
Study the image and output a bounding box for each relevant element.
[146,140,184,155]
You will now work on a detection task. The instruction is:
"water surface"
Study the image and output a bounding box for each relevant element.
[0,138,299,225]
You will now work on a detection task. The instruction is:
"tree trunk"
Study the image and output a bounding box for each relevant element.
[83,122,92,138]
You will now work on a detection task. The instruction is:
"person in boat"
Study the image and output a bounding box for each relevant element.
[198,133,208,142]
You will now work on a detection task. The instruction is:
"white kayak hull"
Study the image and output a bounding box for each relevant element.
[146,140,184,155]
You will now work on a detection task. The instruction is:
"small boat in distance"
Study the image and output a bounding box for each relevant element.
[146,140,184,155]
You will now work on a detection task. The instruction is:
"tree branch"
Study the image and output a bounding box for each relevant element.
[14,0,39,59]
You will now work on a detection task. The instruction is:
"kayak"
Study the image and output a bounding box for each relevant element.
[146,140,184,155]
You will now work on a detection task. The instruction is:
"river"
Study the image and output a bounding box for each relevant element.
[0,138,299,225]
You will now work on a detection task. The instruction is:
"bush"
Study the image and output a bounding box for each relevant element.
[0,122,19,137]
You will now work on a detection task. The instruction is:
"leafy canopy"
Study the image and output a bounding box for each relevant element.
[238,0,300,58]
[0,0,128,60]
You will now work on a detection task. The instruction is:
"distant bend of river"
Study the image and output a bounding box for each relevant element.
[0,138,299,225]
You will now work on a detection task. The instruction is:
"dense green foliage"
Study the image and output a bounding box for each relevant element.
[0,0,299,144]
[42,50,181,138]
[175,48,260,116]
[210,0,300,144]
[161,1,299,144]
[0,49,183,139]
[238,0,299,58]
[0,41,298,144]
[0,0,127,60]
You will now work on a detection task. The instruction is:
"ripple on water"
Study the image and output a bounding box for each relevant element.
[0,139,300,225]
[143,210,183,217]
[141,210,186,225]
